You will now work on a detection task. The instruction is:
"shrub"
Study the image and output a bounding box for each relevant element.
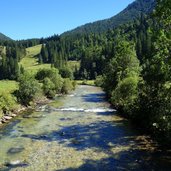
[111,76,139,115]
[42,77,56,98]
[95,75,104,87]
[35,68,59,81]
[61,79,73,94]
[36,68,64,94]
[0,92,17,115]
[59,67,73,79]
[15,72,41,106]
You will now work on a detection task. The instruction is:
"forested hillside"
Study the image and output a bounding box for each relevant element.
[0,33,11,41]
[62,0,155,36]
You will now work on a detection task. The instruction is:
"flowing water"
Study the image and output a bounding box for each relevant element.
[0,85,171,171]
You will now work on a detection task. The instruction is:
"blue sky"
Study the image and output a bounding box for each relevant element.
[0,0,134,40]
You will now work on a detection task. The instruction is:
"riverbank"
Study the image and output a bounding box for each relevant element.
[0,96,50,126]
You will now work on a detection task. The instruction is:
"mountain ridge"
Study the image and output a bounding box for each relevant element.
[0,33,12,41]
[62,0,156,36]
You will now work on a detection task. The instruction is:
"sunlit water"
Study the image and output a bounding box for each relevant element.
[0,85,171,171]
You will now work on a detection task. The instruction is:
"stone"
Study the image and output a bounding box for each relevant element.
[2,119,7,123]
[7,147,25,154]
[11,114,17,117]
[5,160,28,167]
[4,116,12,120]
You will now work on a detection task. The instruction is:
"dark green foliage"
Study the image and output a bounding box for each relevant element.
[103,41,140,95]
[35,68,59,81]
[102,40,141,116]
[0,45,26,80]
[39,40,66,69]
[59,67,73,79]
[95,75,104,87]
[155,0,171,26]
[0,40,26,80]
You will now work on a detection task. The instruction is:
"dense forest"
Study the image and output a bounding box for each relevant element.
[0,0,171,145]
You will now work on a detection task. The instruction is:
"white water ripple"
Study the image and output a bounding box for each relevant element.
[54,107,116,113]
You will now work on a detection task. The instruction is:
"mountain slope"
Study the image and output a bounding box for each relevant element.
[0,33,12,41]
[62,0,155,36]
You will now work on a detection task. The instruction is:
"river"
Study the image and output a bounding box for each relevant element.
[0,85,171,171]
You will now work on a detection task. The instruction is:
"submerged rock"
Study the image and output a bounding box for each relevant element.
[7,147,25,154]
[22,115,32,119]
[5,160,28,167]
[11,114,17,117]
[71,139,81,145]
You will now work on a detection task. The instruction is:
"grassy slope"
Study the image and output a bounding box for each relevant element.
[20,44,80,74]
[0,46,6,55]
[67,61,80,71]
[0,80,18,94]
[20,44,51,74]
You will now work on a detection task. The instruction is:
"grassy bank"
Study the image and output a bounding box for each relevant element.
[0,80,18,93]
[76,80,95,86]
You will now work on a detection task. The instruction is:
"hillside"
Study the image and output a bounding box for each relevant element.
[19,44,51,73]
[0,33,12,41]
[62,0,155,36]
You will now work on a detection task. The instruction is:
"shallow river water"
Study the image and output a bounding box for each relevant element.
[0,85,171,171]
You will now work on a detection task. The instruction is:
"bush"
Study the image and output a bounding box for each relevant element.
[36,68,64,94]
[15,72,41,106]
[50,73,63,93]
[72,81,77,90]
[35,68,59,81]
[0,92,17,116]
[59,67,73,79]
[61,79,73,94]
[111,76,139,115]
[42,77,56,98]
[95,75,104,87]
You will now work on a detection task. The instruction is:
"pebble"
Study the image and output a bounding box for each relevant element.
[4,116,12,120]
[11,114,17,117]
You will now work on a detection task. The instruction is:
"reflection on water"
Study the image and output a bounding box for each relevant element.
[0,85,171,171]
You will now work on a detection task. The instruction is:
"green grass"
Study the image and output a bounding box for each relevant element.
[76,80,95,86]
[20,44,51,74]
[26,44,42,56]
[67,61,80,71]
[0,80,18,94]
[0,46,6,55]
[24,63,51,74]
[48,100,64,108]
[20,44,42,68]
[20,44,80,75]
